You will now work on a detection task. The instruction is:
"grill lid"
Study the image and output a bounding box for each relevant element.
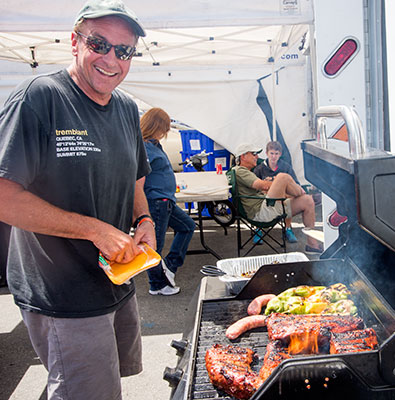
[301,139,395,308]
[301,138,395,252]
[354,156,395,252]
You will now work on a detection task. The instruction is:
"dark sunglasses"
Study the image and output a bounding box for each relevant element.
[76,32,136,61]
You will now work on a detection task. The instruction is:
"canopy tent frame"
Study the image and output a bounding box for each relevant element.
[0,0,314,182]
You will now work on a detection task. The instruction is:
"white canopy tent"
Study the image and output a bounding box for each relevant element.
[0,0,314,181]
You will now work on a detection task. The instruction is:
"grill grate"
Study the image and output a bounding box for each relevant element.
[190,299,269,400]
[187,298,393,400]
[183,260,395,400]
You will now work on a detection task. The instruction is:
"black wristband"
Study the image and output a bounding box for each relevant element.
[133,214,154,229]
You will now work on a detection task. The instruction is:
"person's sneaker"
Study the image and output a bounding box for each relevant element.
[285,228,298,243]
[162,260,176,287]
[327,209,348,229]
[253,232,263,245]
[305,244,324,254]
[149,285,180,296]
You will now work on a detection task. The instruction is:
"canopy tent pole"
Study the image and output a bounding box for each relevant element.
[271,45,277,141]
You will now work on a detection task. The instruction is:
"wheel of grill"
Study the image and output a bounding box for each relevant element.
[207,200,236,227]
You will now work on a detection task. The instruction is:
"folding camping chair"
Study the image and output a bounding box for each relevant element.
[226,168,287,257]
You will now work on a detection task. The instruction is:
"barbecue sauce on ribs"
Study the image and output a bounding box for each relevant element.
[205,344,263,399]
[206,314,377,399]
[330,328,378,353]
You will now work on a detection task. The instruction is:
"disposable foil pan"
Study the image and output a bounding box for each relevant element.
[217,252,309,294]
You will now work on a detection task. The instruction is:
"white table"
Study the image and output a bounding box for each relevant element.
[174,171,231,259]
[174,171,230,202]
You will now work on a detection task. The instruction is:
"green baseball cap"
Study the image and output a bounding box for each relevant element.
[74,0,146,37]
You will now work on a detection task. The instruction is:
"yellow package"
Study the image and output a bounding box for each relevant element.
[98,243,161,285]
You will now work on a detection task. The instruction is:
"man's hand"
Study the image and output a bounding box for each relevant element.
[261,177,273,192]
[252,176,274,192]
[133,219,157,250]
[90,222,142,264]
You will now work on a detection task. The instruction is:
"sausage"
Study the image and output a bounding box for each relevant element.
[247,294,276,315]
[226,315,268,340]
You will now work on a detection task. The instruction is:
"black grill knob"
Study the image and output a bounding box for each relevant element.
[163,366,183,387]
[170,339,189,355]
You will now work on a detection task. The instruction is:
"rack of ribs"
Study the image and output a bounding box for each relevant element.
[266,313,364,342]
[330,328,378,354]
[205,344,263,399]
[259,340,291,382]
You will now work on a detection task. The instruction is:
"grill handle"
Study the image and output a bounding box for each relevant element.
[316,105,366,158]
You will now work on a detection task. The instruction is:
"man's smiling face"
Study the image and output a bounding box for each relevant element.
[69,16,137,105]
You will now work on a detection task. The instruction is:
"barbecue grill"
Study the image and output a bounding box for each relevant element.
[164,107,395,399]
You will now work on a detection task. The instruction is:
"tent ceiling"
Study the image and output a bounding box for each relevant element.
[1,1,313,31]
[0,0,312,69]
[0,24,307,69]
[0,1,313,182]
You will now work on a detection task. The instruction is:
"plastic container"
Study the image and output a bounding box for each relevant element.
[179,130,222,153]
[217,252,309,294]
[99,243,161,285]
[179,130,231,172]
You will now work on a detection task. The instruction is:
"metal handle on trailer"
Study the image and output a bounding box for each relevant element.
[315,105,366,158]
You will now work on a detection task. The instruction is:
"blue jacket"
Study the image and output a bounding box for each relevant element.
[144,140,177,202]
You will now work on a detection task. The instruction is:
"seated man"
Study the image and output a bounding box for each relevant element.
[254,140,299,243]
[234,143,323,254]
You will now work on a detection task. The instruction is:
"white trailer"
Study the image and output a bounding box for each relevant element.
[306,0,392,247]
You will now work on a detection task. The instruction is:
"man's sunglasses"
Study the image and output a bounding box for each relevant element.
[76,32,136,61]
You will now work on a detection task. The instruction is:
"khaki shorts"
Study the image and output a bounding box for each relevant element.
[254,198,291,222]
[21,294,142,400]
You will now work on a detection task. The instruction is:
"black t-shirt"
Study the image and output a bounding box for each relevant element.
[254,158,300,185]
[0,69,150,317]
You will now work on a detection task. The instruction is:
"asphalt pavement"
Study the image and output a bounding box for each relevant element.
[0,204,322,400]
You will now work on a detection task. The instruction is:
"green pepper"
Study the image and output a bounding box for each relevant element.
[291,305,306,314]
[277,288,296,301]
[264,297,284,315]
[284,296,304,313]
[293,285,309,297]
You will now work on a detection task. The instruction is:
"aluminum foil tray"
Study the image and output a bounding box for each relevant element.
[217,252,309,294]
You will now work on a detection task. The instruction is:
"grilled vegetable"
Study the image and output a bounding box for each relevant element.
[264,283,357,316]
[323,299,358,315]
[319,283,351,302]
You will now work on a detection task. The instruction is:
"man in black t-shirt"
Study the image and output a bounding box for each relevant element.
[0,1,155,399]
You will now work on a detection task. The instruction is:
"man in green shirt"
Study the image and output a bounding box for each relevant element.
[234,143,323,254]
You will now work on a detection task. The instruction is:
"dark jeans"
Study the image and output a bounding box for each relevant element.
[147,199,195,291]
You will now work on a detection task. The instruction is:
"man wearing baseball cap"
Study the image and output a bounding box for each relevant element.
[233,143,323,253]
[0,1,154,398]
